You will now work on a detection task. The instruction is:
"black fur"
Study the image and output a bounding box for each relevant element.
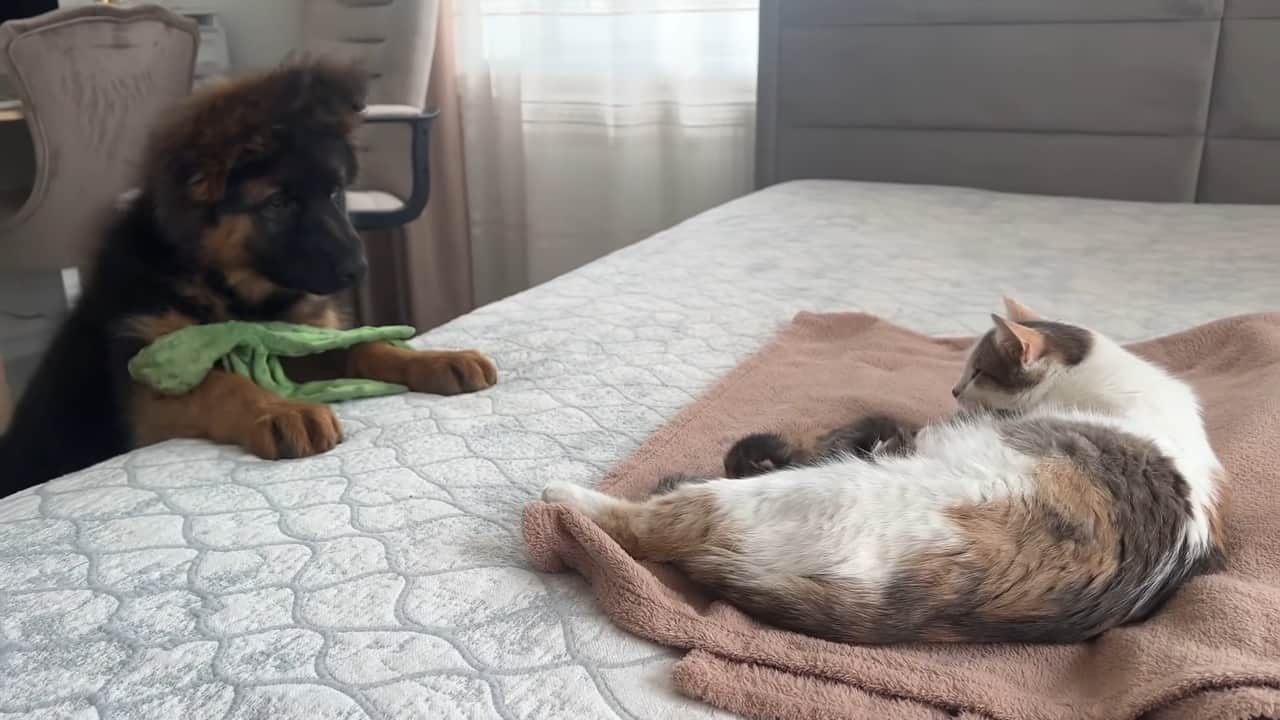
[723,432,797,478]
[811,415,918,462]
[0,60,369,496]
[722,415,918,480]
[650,416,920,498]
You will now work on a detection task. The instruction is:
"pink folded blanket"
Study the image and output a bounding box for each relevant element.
[522,312,1280,720]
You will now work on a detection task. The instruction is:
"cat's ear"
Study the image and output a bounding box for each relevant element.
[991,314,1046,366]
[1002,296,1042,323]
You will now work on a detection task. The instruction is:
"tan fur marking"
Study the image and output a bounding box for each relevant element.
[347,342,498,395]
[123,311,196,343]
[272,298,353,383]
[934,459,1119,620]
[717,572,883,641]
[188,171,229,205]
[166,282,333,327]
[585,487,891,643]
[196,213,285,304]
[132,370,341,459]
[223,269,283,305]
[1033,458,1119,563]
[287,296,344,329]
[199,214,255,271]
[790,429,826,463]
[1207,468,1230,564]
[588,488,729,563]
[278,339,497,394]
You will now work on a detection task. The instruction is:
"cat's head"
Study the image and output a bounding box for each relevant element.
[952,298,1095,412]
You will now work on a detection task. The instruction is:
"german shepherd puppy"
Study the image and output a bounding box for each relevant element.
[0,60,496,496]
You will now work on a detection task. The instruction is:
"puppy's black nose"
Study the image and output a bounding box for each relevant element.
[339,258,368,286]
[950,386,961,398]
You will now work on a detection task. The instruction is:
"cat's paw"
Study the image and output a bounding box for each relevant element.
[724,432,795,478]
[542,481,589,505]
[542,482,614,515]
[820,415,918,461]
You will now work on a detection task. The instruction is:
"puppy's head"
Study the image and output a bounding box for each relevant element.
[146,58,369,297]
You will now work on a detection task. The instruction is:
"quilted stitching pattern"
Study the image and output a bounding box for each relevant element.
[2,180,1278,719]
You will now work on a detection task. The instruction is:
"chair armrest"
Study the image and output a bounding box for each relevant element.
[348,106,439,231]
[363,104,434,122]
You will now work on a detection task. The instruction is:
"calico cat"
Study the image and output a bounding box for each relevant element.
[542,298,1228,644]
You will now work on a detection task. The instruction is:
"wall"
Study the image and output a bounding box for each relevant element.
[59,0,303,70]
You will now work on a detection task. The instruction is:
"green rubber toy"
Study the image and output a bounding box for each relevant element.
[128,321,417,404]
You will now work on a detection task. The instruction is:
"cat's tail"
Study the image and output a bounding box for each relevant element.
[542,481,725,564]
[542,479,893,643]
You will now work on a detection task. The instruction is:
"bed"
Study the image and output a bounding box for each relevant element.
[4,2,1280,719]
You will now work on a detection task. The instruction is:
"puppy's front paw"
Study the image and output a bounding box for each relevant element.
[245,401,342,460]
[406,350,498,395]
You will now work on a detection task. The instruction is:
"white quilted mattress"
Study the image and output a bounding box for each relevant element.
[3,180,1279,719]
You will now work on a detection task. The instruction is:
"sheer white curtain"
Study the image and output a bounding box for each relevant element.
[456,0,759,305]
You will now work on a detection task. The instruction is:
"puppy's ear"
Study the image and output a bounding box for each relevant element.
[317,59,368,113]
[143,56,369,207]
[147,97,242,205]
[274,56,368,125]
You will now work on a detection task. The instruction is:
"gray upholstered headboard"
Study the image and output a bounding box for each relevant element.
[755,1,1280,203]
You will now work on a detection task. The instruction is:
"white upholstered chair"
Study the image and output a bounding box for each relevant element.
[0,4,198,272]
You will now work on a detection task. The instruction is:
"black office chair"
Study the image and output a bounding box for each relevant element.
[345,106,438,231]
[342,105,440,325]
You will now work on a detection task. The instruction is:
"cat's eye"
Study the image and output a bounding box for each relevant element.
[266,193,292,211]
